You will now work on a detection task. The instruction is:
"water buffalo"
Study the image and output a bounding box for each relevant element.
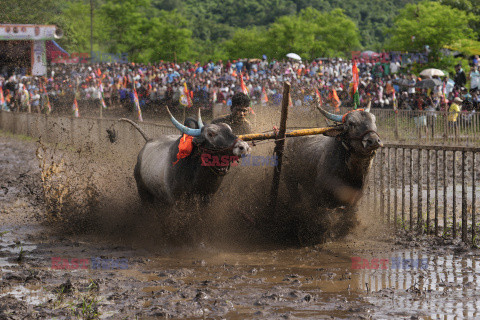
[283,105,382,209]
[121,108,250,205]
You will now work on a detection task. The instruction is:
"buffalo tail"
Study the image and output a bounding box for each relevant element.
[119,118,150,141]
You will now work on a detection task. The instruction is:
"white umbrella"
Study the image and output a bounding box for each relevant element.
[286,53,302,61]
[420,68,445,77]
[361,50,377,57]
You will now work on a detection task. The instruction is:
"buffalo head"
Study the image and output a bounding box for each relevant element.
[316,105,383,156]
[166,107,250,173]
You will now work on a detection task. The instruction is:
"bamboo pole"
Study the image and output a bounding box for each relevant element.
[238,126,335,142]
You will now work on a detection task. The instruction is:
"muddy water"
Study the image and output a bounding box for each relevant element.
[2,132,480,319]
[2,224,480,319]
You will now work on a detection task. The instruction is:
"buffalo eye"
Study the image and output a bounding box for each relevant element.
[208,131,217,138]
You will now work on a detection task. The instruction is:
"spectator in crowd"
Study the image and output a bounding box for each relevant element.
[454,64,467,90]
[30,89,40,113]
[0,56,476,120]
[448,97,462,138]
[469,65,480,93]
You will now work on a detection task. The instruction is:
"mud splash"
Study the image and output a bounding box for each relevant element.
[2,130,480,319]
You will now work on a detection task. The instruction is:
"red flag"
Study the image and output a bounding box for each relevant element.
[133,83,143,122]
[352,61,359,91]
[315,88,323,106]
[262,87,268,103]
[73,98,80,117]
[183,83,192,107]
[328,89,340,113]
[240,73,248,96]
[0,86,4,106]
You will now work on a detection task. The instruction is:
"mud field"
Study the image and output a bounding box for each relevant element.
[1,131,480,319]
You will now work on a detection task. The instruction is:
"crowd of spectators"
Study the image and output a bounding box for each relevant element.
[1,56,479,117]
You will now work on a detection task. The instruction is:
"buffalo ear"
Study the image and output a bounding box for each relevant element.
[323,124,345,137]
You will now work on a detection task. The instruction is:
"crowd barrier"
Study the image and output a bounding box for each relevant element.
[363,144,480,244]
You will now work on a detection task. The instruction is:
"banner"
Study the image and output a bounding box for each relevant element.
[98,80,107,109]
[32,40,47,76]
[179,83,192,108]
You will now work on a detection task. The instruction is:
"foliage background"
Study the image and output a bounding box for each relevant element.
[0,0,478,64]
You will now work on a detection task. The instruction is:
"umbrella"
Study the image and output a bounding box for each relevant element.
[361,50,377,56]
[392,78,411,87]
[420,68,445,77]
[415,78,442,89]
[286,53,302,61]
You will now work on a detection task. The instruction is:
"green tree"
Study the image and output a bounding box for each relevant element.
[0,0,63,24]
[440,0,480,39]
[58,1,108,53]
[147,10,193,62]
[264,8,361,60]
[99,0,152,60]
[99,0,194,62]
[223,27,267,59]
[386,1,478,58]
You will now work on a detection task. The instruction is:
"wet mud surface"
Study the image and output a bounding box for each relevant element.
[1,132,480,319]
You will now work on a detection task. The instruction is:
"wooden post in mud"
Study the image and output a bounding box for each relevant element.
[394,111,399,140]
[269,81,290,211]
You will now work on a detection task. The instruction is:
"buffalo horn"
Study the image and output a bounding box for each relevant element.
[197,108,204,129]
[166,106,202,136]
[364,99,371,112]
[315,105,343,123]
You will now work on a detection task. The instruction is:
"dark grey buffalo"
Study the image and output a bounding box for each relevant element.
[284,105,382,209]
[121,108,250,205]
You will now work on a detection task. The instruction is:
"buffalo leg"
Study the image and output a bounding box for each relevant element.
[134,163,155,204]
